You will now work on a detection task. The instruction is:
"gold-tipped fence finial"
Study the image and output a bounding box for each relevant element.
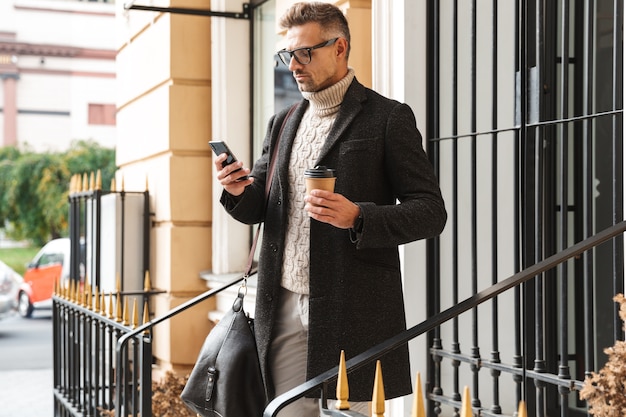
[110,177,116,192]
[100,291,106,316]
[131,299,138,329]
[96,169,102,191]
[142,301,150,334]
[372,360,385,417]
[69,280,76,303]
[82,173,88,192]
[57,279,64,299]
[79,282,86,307]
[94,286,100,312]
[460,386,472,417]
[70,174,78,194]
[108,292,114,320]
[89,171,95,191]
[122,298,129,326]
[85,281,92,310]
[115,292,122,323]
[335,350,350,410]
[115,275,122,321]
[518,400,527,417]
[412,372,426,417]
[143,270,151,292]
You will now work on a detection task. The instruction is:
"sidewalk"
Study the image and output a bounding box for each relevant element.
[0,233,28,249]
[0,369,53,417]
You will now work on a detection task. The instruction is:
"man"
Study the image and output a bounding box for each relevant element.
[214,2,447,415]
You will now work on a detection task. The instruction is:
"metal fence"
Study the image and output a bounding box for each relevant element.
[426,1,623,416]
[53,173,157,416]
[52,272,247,417]
[52,283,154,416]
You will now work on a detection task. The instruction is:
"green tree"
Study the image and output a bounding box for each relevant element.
[0,146,21,226]
[64,140,116,190]
[0,140,116,245]
[7,152,66,243]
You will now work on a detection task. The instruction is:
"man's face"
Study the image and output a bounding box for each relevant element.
[284,22,347,92]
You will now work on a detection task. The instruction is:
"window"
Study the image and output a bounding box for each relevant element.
[88,103,116,125]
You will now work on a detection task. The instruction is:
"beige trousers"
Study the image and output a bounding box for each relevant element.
[269,288,370,417]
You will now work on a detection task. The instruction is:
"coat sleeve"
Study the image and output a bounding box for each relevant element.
[219,114,277,224]
[354,103,447,249]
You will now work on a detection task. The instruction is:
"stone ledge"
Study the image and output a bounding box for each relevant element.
[199,269,258,288]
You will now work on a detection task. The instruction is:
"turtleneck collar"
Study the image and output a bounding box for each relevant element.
[301,68,355,117]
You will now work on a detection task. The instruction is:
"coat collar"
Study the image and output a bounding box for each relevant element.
[279,78,366,164]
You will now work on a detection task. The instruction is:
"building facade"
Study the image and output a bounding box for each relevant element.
[0,0,116,152]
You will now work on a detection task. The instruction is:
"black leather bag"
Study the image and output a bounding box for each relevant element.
[181,289,266,417]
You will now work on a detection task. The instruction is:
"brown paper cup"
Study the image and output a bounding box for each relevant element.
[305,177,336,195]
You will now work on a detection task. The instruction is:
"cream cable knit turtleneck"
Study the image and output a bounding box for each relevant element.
[280,68,355,294]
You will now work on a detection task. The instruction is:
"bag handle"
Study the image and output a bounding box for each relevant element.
[243,103,298,280]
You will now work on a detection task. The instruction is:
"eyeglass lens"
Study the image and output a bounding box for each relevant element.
[277,38,338,67]
[278,49,311,66]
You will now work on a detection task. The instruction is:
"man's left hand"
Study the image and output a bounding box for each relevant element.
[304,190,360,229]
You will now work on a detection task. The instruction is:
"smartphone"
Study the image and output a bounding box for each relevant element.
[209,141,249,180]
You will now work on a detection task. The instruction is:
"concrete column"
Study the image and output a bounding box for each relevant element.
[116,2,217,374]
[210,0,252,274]
[340,0,372,88]
[1,73,19,147]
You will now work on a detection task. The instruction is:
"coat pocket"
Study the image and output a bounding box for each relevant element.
[339,138,377,155]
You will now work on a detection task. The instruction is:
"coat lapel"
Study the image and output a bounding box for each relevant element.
[315,79,367,164]
[275,101,307,199]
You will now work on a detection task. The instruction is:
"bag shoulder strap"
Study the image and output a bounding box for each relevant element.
[244,103,298,277]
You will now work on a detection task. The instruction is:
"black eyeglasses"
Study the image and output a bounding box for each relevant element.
[277,38,339,66]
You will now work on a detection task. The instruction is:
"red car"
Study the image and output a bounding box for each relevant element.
[18,238,72,318]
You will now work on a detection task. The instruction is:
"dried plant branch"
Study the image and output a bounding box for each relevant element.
[579,294,626,417]
[98,371,196,417]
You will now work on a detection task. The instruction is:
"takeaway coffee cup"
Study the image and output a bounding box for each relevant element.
[304,166,336,195]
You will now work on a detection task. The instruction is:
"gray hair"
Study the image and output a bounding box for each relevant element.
[279,2,351,57]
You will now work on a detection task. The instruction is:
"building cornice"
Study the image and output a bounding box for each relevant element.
[14,3,115,18]
[0,41,115,60]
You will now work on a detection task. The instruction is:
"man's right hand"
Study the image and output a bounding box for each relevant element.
[214,153,254,196]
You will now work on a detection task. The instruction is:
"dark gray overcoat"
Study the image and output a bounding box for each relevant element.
[221,78,447,402]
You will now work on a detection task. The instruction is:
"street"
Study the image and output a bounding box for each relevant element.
[0,309,54,416]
